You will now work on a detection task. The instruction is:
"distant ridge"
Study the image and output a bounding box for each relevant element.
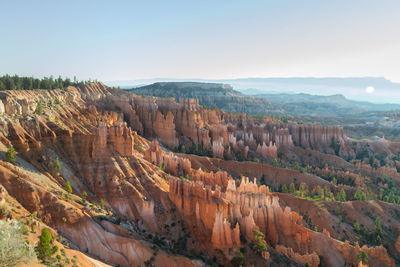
[130,82,242,98]
[107,77,400,104]
[131,81,400,116]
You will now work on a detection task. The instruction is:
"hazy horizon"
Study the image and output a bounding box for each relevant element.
[106,76,400,104]
[1,0,400,83]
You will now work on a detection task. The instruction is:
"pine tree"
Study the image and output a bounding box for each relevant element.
[336,188,346,202]
[252,229,267,254]
[357,250,368,264]
[53,159,61,173]
[289,183,296,193]
[64,181,72,194]
[5,146,16,163]
[354,221,360,232]
[282,184,288,193]
[36,228,52,262]
[316,186,323,199]
[35,100,43,115]
[375,217,382,235]
[82,191,88,200]
[0,80,5,90]
[354,189,367,201]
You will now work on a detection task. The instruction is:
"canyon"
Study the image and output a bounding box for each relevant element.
[0,82,399,266]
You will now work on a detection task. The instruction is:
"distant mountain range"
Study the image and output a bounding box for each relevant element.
[106,77,400,104]
[129,82,400,117]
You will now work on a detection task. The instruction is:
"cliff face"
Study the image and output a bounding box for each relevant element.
[0,85,205,266]
[106,92,347,163]
[168,174,393,267]
[0,83,398,267]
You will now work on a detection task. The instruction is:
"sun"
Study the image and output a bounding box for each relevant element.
[365,86,375,94]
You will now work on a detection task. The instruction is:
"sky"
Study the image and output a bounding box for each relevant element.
[1,0,400,83]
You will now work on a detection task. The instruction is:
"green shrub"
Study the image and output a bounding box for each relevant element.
[0,204,8,217]
[51,245,58,254]
[0,219,36,266]
[231,248,245,266]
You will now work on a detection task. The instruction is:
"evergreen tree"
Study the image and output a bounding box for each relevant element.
[35,100,43,115]
[354,221,360,232]
[0,74,93,90]
[64,181,72,194]
[357,250,368,264]
[0,80,5,90]
[282,184,288,193]
[5,146,16,163]
[252,229,267,254]
[336,188,346,202]
[354,189,367,201]
[299,184,305,192]
[36,228,52,262]
[375,217,382,235]
[315,186,323,199]
[53,159,61,173]
[289,183,296,193]
[180,145,186,154]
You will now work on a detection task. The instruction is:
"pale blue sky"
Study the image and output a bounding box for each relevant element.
[1,0,399,82]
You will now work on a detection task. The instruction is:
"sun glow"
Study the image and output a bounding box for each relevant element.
[365,86,375,94]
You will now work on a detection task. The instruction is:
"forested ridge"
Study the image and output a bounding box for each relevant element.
[0,74,95,90]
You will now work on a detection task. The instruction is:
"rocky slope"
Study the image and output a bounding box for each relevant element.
[0,82,399,266]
